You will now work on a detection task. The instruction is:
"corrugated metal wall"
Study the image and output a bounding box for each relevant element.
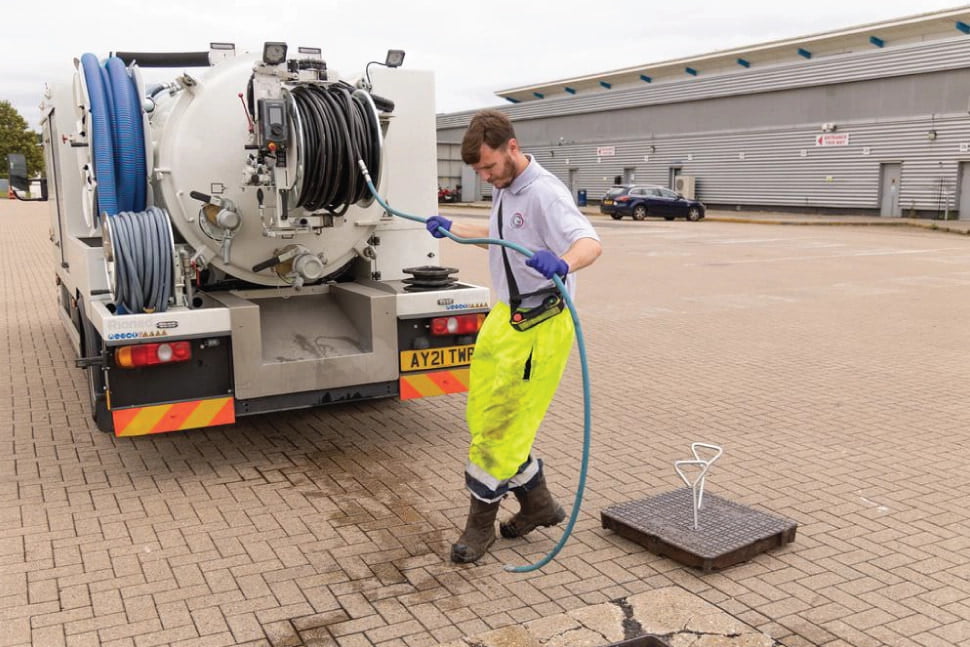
[436,35,970,214]
[436,143,462,191]
[523,114,968,213]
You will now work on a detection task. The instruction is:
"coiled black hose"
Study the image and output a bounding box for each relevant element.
[108,207,174,313]
[290,84,380,215]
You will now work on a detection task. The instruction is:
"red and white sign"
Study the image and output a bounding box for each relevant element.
[815,133,850,147]
[596,146,616,157]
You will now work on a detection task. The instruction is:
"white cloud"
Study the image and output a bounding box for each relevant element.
[3,0,964,127]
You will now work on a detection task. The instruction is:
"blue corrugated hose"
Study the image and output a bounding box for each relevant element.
[80,53,119,217]
[106,57,147,212]
[358,160,591,573]
[81,54,147,217]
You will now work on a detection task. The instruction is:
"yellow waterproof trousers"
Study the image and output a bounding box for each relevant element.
[465,301,574,499]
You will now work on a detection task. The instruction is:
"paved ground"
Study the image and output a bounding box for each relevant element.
[3,197,970,647]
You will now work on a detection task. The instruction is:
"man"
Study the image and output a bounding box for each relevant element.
[426,109,602,564]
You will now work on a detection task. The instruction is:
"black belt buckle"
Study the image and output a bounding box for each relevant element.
[510,293,565,331]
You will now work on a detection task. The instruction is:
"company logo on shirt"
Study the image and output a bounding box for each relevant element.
[511,212,526,228]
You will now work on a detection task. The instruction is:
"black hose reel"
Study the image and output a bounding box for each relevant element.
[287,83,384,216]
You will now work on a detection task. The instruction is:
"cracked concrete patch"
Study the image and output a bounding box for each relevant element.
[433,586,780,647]
[629,587,751,636]
[436,625,542,647]
[544,627,616,647]
[669,635,777,647]
[567,602,627,643]
[523,614,585,644]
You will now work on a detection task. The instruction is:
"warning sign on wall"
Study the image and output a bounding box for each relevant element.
[596,146,616,157]
[815,134,850,147]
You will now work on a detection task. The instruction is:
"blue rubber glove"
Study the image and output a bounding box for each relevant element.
[526,250,569,279]
[425,215,452,239]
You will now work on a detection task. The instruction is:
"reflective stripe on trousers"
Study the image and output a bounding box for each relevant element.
[465,301,574,501]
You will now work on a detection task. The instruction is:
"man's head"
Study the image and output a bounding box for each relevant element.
[461,109,527,189]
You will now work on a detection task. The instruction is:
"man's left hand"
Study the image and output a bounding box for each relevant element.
[526,250,569,279]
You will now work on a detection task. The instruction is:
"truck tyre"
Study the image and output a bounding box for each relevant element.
[79,305,114,434]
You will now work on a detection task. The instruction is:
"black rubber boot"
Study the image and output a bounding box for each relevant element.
[500,474,566,539]
[451,496,500,563]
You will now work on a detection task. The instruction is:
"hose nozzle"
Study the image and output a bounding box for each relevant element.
[357,159,373,185]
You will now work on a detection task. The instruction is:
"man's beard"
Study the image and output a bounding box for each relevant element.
[491,154,518,188]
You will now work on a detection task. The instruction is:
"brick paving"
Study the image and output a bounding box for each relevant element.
[3,197,970,646]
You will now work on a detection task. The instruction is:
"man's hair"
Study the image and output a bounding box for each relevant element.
[461,109,516,165]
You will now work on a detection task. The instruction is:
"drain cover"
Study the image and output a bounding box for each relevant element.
[601,489,797,572]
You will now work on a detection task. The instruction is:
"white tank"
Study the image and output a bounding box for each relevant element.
[149,53,386,286]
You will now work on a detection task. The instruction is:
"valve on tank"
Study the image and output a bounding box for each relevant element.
[191,191,241,264]
[251,244,326,288]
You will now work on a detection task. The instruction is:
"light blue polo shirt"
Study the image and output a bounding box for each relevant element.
[489,156,600,307]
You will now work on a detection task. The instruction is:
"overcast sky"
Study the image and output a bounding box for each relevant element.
[4,0,966,129]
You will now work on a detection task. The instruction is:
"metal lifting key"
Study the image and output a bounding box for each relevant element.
[674,442,723,530]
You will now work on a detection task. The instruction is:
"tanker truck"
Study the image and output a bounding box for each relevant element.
[39,42,488,436]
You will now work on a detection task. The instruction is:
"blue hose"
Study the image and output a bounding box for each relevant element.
[106,57,147,212]
[82,54,161,313]
[81,53,119,217]
[357,161,591,573]
[81,54,147,217]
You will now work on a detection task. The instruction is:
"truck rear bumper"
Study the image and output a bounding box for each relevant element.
[112,396,235,436]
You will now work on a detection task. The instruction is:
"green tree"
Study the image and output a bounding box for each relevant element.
[0,101,43,178]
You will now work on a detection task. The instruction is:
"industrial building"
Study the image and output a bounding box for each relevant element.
[436,7,970,219]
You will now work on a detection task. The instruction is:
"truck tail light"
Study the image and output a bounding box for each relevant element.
[115,341,192,368]
[430,313,484,336]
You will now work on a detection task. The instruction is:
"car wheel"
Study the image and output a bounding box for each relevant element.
[687,207,703,222]
[632,205,647,221]
[610,214,622,220]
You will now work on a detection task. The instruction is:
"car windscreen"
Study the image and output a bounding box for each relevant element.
[605,187,628,198]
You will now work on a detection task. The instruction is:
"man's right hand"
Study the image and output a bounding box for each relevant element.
[425,215,453,238]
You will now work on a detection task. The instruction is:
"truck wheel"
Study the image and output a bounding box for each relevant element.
[80,307,114,434]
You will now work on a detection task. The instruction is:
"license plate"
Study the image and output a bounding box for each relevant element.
[400,344,475,372]
[604,199,613,205]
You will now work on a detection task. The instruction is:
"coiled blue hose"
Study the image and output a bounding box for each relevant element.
[81,53,147,216]
[106,57,147,212]
[80,53,119,217]
[357,161,591,573]
[82,53,157,312]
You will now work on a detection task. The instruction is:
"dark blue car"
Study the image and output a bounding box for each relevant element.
[600,185,705,221]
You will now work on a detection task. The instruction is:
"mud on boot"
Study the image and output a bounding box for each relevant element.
[500,474,566,539]
[451,496,500,563]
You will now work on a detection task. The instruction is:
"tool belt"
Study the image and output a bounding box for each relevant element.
[498,198,565,332]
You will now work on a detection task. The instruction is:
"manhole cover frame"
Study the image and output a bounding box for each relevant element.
[602,489,797,572]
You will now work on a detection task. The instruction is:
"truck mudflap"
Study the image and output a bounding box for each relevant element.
[399,367,470,400]
[111,396,235,436]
